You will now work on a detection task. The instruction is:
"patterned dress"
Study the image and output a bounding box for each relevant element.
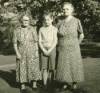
[13,26,41,83]
[56,16,84,83]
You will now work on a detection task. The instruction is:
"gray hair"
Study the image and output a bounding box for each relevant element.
[63,2,74,12]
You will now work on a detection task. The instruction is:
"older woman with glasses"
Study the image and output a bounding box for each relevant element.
[13,15,41,90]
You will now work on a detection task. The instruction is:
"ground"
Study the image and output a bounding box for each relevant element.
[0,54,100,93]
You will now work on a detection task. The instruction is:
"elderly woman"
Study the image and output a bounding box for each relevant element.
[13,15,41,90]
[56,2,84,90]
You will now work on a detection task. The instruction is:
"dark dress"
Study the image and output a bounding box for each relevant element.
[56,16,84,82]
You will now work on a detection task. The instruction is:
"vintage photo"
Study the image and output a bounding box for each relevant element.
[0,0,100,93]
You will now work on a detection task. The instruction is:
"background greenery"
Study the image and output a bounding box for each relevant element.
[0,0,100,51]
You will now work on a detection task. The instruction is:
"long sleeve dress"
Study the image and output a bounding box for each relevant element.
[13,26,41,83]
[56,16,84,83]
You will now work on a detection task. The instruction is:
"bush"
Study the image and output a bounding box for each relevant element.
[0,0,100,46]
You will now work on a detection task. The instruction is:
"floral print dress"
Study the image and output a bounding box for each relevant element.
[56,16,84,83]
[13,26,41,83]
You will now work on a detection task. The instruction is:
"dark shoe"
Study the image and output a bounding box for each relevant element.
[43,85,48,91]
[21,89,27,93]
[72,84,78,90]
[32,88,37,91]
[59,84,68,92]
[32,85,38,91]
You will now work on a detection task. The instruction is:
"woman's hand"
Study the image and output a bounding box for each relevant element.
[16,52,21,60]
[43,50,50,56]
[79,33,84,44]
[45,51,50,56]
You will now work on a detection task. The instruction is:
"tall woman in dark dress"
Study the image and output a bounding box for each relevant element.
[56,2,84,90]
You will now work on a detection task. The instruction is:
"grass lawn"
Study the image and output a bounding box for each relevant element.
[0,55,100,93]
[82,57,100,93]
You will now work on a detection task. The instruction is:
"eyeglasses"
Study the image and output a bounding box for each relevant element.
[23,20,29,21]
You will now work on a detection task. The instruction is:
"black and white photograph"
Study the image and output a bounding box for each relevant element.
[0,0,100,93]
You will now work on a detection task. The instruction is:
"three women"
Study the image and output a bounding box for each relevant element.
[13,2,84,91]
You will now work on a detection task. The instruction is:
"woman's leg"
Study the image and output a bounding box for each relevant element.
[60,82,73,91]
[62,82,70,89]
[55,82,70,92]
[48,70,56,81]
[41,53,48,86]
[32,80,37,88]
[72,82,78,89]
[49,48,56,81]
[21,83,26,90]
[63,82,78,90]
[43,69,48,86]
[48,70,52,80]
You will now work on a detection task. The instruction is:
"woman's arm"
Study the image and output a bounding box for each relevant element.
[79,33,84,44]
[39,30,48,54]
[13,30,21,60]
[77,19,84,43]
[13,43,21,60]
[58,30,66,37]
[33,27,38,42]
[55,19,64,37]
[57,20,65,37]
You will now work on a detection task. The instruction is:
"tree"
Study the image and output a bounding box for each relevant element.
[0,0,100,47]
[78,0,100,42]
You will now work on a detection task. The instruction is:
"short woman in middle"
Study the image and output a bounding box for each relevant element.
[39,13,58,87]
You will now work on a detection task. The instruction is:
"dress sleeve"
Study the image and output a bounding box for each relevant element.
[13,29,18,44]
[32,27,38,42]
[58,25,66,37]
[53,27,58,45]
[39,29,42,44]
[77,19,83,34]
[39,28,45,51]
[56,20,62,30]
[57,20,65,36]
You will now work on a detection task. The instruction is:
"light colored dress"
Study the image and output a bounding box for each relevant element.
[13,26,41,83]
[56,16,84,83]
[39,25,58,70]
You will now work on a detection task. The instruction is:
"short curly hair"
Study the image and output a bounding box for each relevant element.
[43,11,54,19]
[63,2,74,12]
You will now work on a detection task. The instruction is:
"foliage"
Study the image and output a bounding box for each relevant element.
[75,0,100,41]
[0,0,100,46]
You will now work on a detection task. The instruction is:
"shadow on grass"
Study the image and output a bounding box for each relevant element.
[0,70,48,93]
[0,70,20,93]
[0,70,18,88]
[0,70,92,93]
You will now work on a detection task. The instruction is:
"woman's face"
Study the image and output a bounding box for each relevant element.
[63,4,73,16]
[44,15,53,26]
[22,19,30,27]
